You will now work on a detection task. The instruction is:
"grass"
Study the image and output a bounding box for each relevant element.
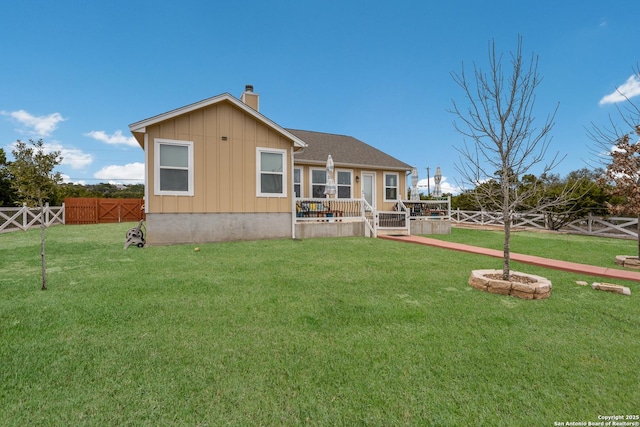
[427,226,640,268]
[1,224,639,426]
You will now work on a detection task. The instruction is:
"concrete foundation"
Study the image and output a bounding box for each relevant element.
[295,221,365,239]
[410,219,451,235]
[145,214,451,245]
[145,213,292,245]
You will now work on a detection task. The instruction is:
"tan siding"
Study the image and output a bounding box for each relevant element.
[146,100,294,215]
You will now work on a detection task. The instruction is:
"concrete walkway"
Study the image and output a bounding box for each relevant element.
[380,234,640,282]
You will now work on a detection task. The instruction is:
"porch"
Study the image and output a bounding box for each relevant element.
[294,197,451,239]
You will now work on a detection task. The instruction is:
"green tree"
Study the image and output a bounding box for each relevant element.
[0,147,17,206]
[7,139,63,290]
[449,36,569,280]
[589,66,640,256]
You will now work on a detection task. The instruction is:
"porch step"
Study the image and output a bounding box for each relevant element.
[377,228,410,236]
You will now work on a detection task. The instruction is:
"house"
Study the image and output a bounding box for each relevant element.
[129,86,444,245]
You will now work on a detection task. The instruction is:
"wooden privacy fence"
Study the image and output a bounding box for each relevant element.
[64,198,145,224]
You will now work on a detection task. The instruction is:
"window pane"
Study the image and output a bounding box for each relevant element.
[160,169,188,191]
[338,186,351,198]
[312,170,326,184]
[160,144,188,168]
[294,184,301,198]
[386,188,397,200]
[385,174,397,186]
[312,185,325,198]
[337,171,350,185]
[261,152,283,172]
[261,173,283,193]
[294,168,301,183]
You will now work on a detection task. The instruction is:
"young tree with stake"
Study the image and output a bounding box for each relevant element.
[449,37,569,280]
[7,139,62,290]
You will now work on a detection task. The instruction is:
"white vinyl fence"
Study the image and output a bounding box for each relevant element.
[452,209,639,239]
[0,203,65,233]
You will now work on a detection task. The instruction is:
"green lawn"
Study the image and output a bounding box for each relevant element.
[1,224,638,426]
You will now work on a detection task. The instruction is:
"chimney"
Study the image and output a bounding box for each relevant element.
[241,84,259,111]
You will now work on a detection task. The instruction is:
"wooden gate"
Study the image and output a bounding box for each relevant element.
[64,198,144,224]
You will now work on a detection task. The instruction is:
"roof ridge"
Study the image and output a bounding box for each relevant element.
[285,128,355,139]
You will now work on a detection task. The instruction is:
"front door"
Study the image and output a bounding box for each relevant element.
[362,172,376,208]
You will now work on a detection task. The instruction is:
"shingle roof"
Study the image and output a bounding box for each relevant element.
[288,129,411,171]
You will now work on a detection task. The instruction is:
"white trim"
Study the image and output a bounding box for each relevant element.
[144,134,149,213]
[256,147,287,198]
[384,172,400,202]
[309,167,327,198]
[362,171,377,209]
[154,138,194,196]
[129,93,307,149]
[293,166,303,198]
[336,168,353,199]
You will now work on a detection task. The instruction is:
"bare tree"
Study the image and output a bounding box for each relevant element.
[589,65,640,256]
[7,139,63,290]
[449,37,566,280]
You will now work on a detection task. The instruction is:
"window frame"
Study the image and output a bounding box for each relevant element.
[336,169,353,199]
[384,172,400,202]
[310,167,327,198]
[293,167,303,198]
[256,147,287,198]
[154,138,194,196]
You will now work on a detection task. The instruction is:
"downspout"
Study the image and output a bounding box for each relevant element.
[291,146,296,240]
[144,134,149,216]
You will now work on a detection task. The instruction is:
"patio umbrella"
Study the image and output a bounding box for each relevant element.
[324,154,337,197]
[410,166,419,200]
[433,166,442,197]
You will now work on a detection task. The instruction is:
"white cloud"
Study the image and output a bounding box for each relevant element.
[85,130,138,147]
[60,174,86,185]
[94,162,144,184]
[1,109,66,136]
[599,74,640,105]
[38,141,93,170]
[416,176,462,195]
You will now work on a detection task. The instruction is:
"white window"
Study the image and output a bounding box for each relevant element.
[384,172,399,201]
[294,167,302,198]
[257,148,287,197]
[154,139,194,196]
[311,168,327,198]
[337,170,352,198]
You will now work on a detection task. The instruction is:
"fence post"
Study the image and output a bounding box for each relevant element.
[588,212,593,234]
[22,203,27,229]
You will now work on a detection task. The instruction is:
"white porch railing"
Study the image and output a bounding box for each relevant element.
[0,203,65,233]
[401,197,451,220]
[295,197,410,237]
[452,209,640,239]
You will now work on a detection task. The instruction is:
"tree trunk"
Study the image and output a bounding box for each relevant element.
[637,214,640,259]
[502,185,511,281]
[40,203,47,291]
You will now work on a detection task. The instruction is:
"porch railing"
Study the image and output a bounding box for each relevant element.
[375,199,410,234]
[295,198,366,222]
[401,197,451,220]
[295,197,410,237]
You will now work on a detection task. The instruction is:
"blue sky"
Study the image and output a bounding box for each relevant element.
[1,1,639,194]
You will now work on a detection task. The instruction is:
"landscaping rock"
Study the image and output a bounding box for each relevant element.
[614,255,640,269]
[591,282,631,296]
[468,270,552,300]
[575,281,589,286]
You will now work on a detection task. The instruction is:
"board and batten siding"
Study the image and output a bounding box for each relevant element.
[145,101,294,215]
